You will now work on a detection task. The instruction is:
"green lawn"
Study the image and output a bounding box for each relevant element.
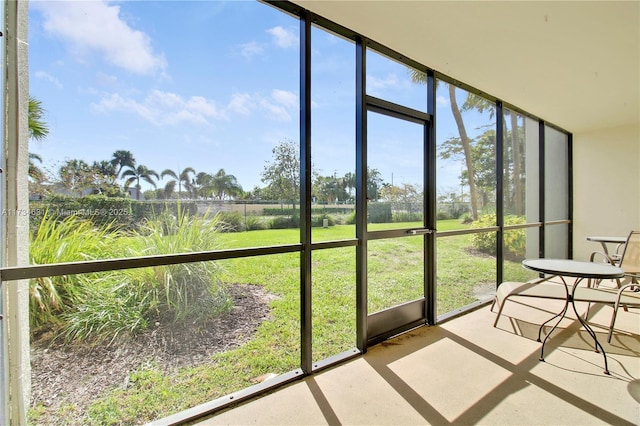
[59,219,536,424]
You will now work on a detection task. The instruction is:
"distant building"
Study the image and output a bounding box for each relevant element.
[126,187,146,201]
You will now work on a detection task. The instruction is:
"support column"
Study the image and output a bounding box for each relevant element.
[3,1,31,424]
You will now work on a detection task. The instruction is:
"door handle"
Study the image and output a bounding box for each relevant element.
[406,228,435,235]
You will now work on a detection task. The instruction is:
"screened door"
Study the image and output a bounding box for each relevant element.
[364,97,435,344]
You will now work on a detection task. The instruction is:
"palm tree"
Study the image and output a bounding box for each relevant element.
[92,160,116,178]
[59,159,92,196]
[210,168,243,200]
[91,160,121,196]
[194,171,214,199]
[122,163,160,200]
[28,96,49,141]
[28,97,50,187]
[110,150,136,179]
[161,167,196,199]
[28,153,46,182]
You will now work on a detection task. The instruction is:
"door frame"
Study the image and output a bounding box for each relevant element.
[355,36,437,350]
[363,96,435,346]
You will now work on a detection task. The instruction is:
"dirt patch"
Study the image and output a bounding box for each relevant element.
[30,283,276,425]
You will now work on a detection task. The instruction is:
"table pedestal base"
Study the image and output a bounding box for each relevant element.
[536,276,610,375]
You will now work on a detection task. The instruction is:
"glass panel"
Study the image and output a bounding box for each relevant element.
[544,126,569,221]
[311,26,356,242]
[312,247,356,362]
[503,111,539,221]
[29,253,299,424]
[366,49,426,112]
[28,1,300,258]
[436,233,497,317]
[503,228,541,283]
[367,112,424,230]
[502,111,541,280]
[368,238,424,314]
[524,117,541,224]
[545,223,569,259]
[435,81,496,229]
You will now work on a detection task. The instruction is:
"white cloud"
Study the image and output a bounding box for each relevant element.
[97,88,298,125]
[95,72,118,88]
[228,93,255,115]
[436,95,450,106]
[267,26,298,48]
[227,90,297,121]
[271,89,297,108]
[367,73,400,91]
[259,90,297,121]
[259,99,291,121]
[93,93,156,122]
[239,41,265,59]
[34,71,63,89]
[32,1,167,76]
[92,90,225,126]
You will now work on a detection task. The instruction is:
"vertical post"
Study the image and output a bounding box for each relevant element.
[496,101,504,285]
[567,133,574,259]
[3,1,30,423]
[299,10,313,373]
[355,36,368,351]
[538,120,546,258]
[425,70,437,325]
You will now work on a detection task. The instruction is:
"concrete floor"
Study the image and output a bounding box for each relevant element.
[194,295,640,425]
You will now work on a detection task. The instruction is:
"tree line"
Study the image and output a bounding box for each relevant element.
[27,102,384,205]
[29,80,528,217]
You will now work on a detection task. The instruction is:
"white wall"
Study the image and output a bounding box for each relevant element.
[572,124,640,261]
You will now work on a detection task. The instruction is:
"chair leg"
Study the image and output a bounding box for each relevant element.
[492,298,505,328]
[607,306,618,343]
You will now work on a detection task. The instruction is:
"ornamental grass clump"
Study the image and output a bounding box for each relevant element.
[124,209,232,324]
[29,206,231,344]
[29,210,121,330]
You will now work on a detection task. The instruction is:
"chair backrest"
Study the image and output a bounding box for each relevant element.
[620,230,640,275]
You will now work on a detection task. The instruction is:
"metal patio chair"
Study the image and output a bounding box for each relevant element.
[589,230,640,342]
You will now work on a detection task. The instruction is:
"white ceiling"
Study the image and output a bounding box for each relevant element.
[291,1,639,134]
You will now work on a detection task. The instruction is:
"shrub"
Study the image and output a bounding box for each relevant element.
[312,214,335,227]
[471,214,526,257]
[460,213,474,224]
[245,215,268,231]
[393,211,422,223]
[368,202,392,223]
[436,210,451,220]
[30,195,198,233]
[270,214,300,229]
[345,210,356,225]
[263,207,297,216]
[216,211,246,232]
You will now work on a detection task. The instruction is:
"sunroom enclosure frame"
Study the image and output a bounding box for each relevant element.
[0,1,573,423]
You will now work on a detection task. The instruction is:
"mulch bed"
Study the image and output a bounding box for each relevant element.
[30,283,276,425]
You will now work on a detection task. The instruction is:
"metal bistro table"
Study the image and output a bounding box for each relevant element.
[522,259,624,375]
[586,235,627,263]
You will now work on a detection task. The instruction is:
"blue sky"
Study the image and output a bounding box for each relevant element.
[28,0,491,195]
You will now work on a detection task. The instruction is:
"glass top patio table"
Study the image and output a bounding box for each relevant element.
[523,258,624,279]
[522,258,624,375]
